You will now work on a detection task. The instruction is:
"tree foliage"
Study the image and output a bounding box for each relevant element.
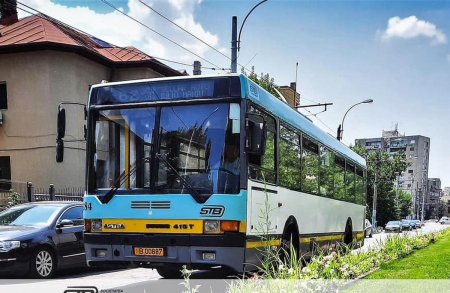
[242,66,280,98]
[353,144,411,227]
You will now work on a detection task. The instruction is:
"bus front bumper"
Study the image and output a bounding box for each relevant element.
[84,233,246,273]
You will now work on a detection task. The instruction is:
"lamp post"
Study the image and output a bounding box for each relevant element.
[231,0,268,72]
[337,99,373,141]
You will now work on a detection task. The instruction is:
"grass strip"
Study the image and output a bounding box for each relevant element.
[368,231,450,279]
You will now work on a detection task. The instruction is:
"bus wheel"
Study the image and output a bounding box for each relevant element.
[343,219,353,247]
[280,229,299,264]
[156,266,183,279]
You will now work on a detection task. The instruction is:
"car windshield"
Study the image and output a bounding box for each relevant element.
[91,103,241,198]
[387,221,400,225]
[0,205,62,227]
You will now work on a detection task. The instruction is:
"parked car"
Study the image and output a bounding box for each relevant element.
[364,219,373,238]
[401,219,414,230]
[439,216,450,225]
[0,201,84,278]
[385,221,402,233]
[411,219,422,228]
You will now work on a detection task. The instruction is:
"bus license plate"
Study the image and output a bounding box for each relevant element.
[134,247,165,257]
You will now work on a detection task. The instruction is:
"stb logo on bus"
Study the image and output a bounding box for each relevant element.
[200,205,225,217]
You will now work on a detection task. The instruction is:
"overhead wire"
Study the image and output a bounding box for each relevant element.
[99,0,224,69]
[137,0,251,73]
[10,1,226,71]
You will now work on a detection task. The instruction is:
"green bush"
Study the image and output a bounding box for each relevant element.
[6,190,22,208]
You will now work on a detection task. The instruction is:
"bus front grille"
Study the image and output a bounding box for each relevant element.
[131,201,171,209]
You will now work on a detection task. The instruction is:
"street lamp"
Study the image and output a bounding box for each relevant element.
[337,99,373,141]
[231,0,268,72]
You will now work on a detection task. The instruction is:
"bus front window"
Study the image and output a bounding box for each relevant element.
[92,103,240,197]
[157,103,240,196]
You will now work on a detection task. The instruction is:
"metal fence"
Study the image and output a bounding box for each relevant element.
[0,180,83,210]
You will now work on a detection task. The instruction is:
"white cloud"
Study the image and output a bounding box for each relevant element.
[382,16,447,45]
[18,0,222,70]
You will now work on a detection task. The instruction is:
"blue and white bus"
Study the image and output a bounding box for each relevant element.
[82,74,366,277]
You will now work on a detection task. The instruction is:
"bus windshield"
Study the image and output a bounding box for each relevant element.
[92,103,240,198]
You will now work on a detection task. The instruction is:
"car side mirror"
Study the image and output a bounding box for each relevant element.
[245,118,266,155]
[57,219,74,228]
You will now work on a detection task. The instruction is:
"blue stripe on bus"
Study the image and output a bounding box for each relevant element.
[83,190,248,220]
[239,74,366,168]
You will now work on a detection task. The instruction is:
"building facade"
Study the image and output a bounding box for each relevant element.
[355,128,430,219]
[427,178,442,219]
[0,11,181,198]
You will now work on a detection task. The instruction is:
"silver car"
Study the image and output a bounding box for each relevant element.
[385,221,402,233]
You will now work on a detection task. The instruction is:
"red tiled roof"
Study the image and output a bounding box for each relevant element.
[0,14,177,68]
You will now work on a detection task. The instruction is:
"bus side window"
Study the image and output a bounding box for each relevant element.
[345,163,356,203]
[334,156,346,200]
[247,105,276,184]
[279,124,301,191]
[301,136,319,194]
[355,168,365,205]
[319,146,334,197]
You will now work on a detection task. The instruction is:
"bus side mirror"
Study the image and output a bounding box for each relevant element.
[57,107,66,140]
[56,139,64,163]
[246,119,266,155]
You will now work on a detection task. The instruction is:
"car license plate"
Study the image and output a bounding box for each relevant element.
[134,247,165,257]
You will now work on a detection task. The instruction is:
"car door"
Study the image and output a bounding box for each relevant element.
[53,206,85,267]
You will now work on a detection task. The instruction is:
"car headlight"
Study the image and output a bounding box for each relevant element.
[0,241,21,252]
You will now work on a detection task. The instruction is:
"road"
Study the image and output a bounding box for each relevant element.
[1,222,448,292]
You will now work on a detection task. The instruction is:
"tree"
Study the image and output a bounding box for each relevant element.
[353,144,411,227]
[242,66,280,98]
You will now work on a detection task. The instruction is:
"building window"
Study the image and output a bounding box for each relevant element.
[410,147,414,151]
[0,156,11,190]
[0,81,7,110]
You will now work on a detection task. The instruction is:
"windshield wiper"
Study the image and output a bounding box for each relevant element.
[101,156,150,204]
[155,153,204,203]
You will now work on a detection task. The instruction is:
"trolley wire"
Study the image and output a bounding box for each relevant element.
[100,0,224,69]
[9,1,226,71]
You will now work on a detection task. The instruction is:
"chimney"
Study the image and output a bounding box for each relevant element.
[193,61,201,75]
[290,82,296,91]
[0,0,18,26]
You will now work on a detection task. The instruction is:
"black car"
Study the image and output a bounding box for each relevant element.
[0,201,85,278]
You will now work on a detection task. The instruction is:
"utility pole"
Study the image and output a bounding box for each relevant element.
[372,171,377,232]
[396,174,400,219]
[231,16,237,73]
[371,153,379,232]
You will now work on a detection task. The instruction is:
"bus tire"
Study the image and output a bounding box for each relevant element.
[156,266,183,279]
[344,218,353,247]
[280,225,299,263]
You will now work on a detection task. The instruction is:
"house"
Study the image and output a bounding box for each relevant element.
[0,7,182,198]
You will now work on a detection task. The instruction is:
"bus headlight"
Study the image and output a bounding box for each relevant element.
[204,220,220,234]
[91,219,103,232]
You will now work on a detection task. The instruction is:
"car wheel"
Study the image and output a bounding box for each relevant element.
[30,247,56,279]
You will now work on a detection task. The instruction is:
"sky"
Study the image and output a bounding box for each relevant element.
[17,0,450,187]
